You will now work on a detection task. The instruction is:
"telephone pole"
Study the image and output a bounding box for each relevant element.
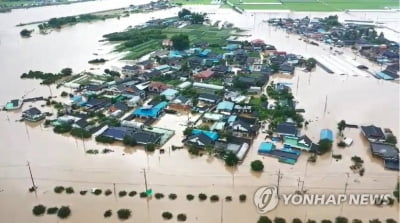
[143,168,148,192]
[277,169,283,196]
[27,161,37,197]
[220,199,224,223]
[113,183,117,201]
[297,177,304,193]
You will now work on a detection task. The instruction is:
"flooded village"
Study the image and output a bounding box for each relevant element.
[0,0,399,222]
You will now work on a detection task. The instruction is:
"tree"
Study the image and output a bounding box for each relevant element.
[60,67,73,76]
[178,8,191,19]
[386,134,397,145]
[20,29,32,37]
[250,160,264,172]
[293,219,302,223]
[322,220,333,223]
[57,206,71,219]
[123,135,137,146]
[386,219,397,223]
[191,12,206,24]
[162,211,173,220]
[318,139,333,154]
[335,217,348,223]
[177,213,187,222]
[258,216,272,223]
[337,120,346,136]
[104,210,112,218]
[183,127,194,136]
[225,152,239,166]
[352,219,363,223]
[305,58,317,71]
[393,182,399,202]
[274,217,286,223]
[117,209,131,220]
[32,204,46,216]
[145,143,156,152]
[171,34,190,51]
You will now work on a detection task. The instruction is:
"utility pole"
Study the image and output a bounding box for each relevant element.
[113,183,117,201]
[27,161,37,197]
[323,95,328,115]
[277,169,283,196]
[220,199,224,223]
[296,76,300,95]
[297,177,305,193]
[143,168,148,192]
[344,173,350,194]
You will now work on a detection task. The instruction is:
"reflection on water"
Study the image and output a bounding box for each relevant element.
[0,2,399,222]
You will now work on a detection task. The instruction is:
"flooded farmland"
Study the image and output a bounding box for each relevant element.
[0,1,399,222]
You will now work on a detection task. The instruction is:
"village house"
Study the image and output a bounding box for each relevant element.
[160,88,179,101]
[215,101,235,115]
[193,82,224,94]
[230,117,259,139]
[148,81,170,93]
[22,107,45,122]
[276,122,298,137]
[361,125,386,142]
[194,69,215,82]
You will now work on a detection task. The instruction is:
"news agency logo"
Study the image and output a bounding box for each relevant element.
[253,185,392,214]
[253,185,279,213]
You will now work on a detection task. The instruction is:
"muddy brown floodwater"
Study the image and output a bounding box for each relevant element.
[0,2,399,223]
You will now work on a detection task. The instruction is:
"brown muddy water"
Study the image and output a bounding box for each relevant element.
[0,2,399,222]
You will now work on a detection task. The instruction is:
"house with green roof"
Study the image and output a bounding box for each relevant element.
[283,135,313,151]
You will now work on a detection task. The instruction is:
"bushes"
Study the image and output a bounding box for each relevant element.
[70,128,92,138]
[32,204,46,216]
[177,213,187,221]
[239,194,247,202]
[352,220,362,223]
[162,211,173,220]
[65,187,74,194]
[93,189,102,195]
[53,125,72,134]
[274,217,286,223]
[307,220,316,223]
[337,141,346,147]
[225,152,239,166]
[129,191,137,197]
[198,193,207,201]
[293,219,302,223]
[169,193,177,200]
[336,217,349,223]
[258,216,272,223]
[251,160,264,172]
[57,206,71,219]
[140,192,147,198]
[47,207,58,215]
[117,209,131,220]
[318,139,333,154]
[119,190,127,197]
[155,193,164,199]
[322,220,333,223]
[186,194,194,201]
[54,186,65,193]
[225,196,232,202]
[210,195,219,202]
[123,135,137,146]
[80,190,87,195]
[105,189,112,196]
[145,143,156,152]
[95,135,115,144]
[104,210,112,218]
[386,219,397,223]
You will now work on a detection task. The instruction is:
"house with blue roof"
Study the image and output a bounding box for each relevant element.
[184,129,219,149]
[320,129,334,141]
[258,142,301,164]
[160,88,179,101]
[199,49,212,57]
[154,64,171,73]
[133,101,168,118]
[192,129,219,141]
[216,101,234,115]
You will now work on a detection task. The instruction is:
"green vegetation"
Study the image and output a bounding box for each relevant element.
[198,193,207,201]
[162,211,173,220]
[177,213,187,221]
[88,58,107,64]
[86,149,99,154]
[210,194,219,202]
[275,217,286,223]
[225,152,239,166]
[337,141,346,147]
[119,190,127,197]
[70,128,92,138]
[54,186,65,193]
[155,193,164,199]
[65,187,74,194]
[250,160,264,172]
[20,68,73,85]
[186,194,194,201]
[47,207,58,215]
[169,193,178,200]
[225,196,232,202]
[258,216,272,223]
[239,194,246,202]
[140,191,147,198]
[95,135,116,144]
[129,191,137,197]
[92,189,102,195]
[104,22,236,60]
[80,190,87,195]
[393,182,399,202]
[293,219,302,223]
[104,210,112,218]
[386,134,397,145]
[145,143,156,152]
[337,120,346,136]
[32,204,46,216]
[336,217,349,223]
[103,189,112,196]
[20,28,32,37]
[57,206,71,219]
[171,34,190,51]
[318,139,333,154]
[117,209,131,220]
